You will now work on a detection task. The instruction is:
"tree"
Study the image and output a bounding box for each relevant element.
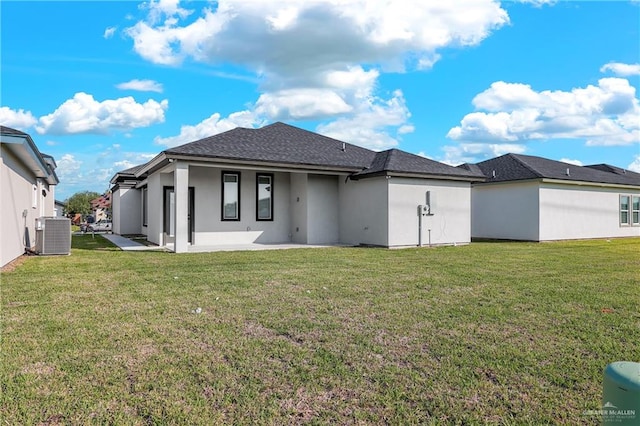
[65,191,101,216]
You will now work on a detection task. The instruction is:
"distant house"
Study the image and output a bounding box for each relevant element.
[111,122,485,252]
[1,126,59,266]
[467,153,640,241]
[90,193,111,221]
[54,200,66,217]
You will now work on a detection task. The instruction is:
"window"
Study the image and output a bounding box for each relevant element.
[633,196,640,226]
[142,187,148,226]
[256,174,273,221]
[32,184,38,209]
[620,195,630,225]
[222,172,240,220]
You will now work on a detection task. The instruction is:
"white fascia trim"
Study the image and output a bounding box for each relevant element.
[161,154,360,175]
[135,152,168,177]
[540,178,640,190]
[1,134,58,184]
[386,172,482,183]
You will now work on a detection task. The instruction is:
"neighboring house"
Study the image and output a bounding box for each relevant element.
[111,122,485,252]
[54,200,66,217]
[467,153,640,241]
[90,193,111,221]
[1,125,59,267]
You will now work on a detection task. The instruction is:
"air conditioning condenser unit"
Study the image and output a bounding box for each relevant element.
[35,217,71,255]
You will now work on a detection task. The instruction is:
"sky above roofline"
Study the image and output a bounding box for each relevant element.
[1,0,638,200]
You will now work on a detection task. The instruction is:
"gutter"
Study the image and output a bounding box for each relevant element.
[473,177,640,190]
[350,171,485,183]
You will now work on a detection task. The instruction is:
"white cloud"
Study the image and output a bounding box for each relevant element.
[629,155,640,173]
[154,110,261,147]
[516,0,557,6]
[316,90,412,150]
[124,1,509,71]
[104,26,117,39]
[600,62,640,77]
[127,1,509,151]
[0,106,37,130]
[36,92,169,135]
[94,145,157,188]
[559,158,583,166]
[116,79,164,93]
[448,78,640,146]
[440,143,526,166]
[255,89,352,120]
[56,154,84,185]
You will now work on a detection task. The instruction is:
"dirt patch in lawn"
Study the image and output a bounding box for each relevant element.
[1,254,30,273]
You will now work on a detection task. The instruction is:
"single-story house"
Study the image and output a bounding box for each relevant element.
[1,125,59,266]
[466,153,640,241]
[111,122,485,252]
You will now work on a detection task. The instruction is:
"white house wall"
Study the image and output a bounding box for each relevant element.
[113,187,141,236]
[146,172,165,245]
[112,189,122,234]
[539,183,640,240]
[339,177,389,246]
[388,178,472,247]
[290,172,308,244]
[190,166,292,245]
[0,147,53,266]
[471,182,540,241]
[307,174,339,244]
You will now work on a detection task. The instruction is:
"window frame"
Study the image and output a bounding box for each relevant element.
[142,186,148,227]
[632,195,640,226]
[221,171,241,221]
[620,194,631,226]
[256,173,274,221]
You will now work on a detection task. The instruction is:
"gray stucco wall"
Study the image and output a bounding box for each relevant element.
[339,176,389,246]
[471,181,540,241]
[539,183,640,240]
[388,178,472,246]
[1,146,54,266]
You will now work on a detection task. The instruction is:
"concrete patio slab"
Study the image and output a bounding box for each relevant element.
[102,234,165,251]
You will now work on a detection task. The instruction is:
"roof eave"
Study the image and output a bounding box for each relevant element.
[540,178,640,190]
[135,152,169,178]
[473,177,640,189]
[163,153,364,174]
[352,170,486,182]
[1,133,58,185]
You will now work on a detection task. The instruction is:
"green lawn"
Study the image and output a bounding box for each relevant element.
[2,236,639,424]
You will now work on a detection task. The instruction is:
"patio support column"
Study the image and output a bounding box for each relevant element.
[173,161,189,253]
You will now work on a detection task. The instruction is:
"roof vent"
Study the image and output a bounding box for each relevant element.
[566,168,570,176]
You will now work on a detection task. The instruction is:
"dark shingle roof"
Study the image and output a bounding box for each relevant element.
[0,125,29,137]
[586,164,640,180]
[113,122,486,182]
[457,163,484,176]
[475,153,640,186]
[166,122,376,170]
[352,149,485,180]
[118,164,147,176]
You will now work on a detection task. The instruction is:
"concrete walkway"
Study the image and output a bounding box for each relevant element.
[102,234,344,253]
[101,234,166,251]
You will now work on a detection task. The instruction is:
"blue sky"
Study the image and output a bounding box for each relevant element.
[1,0,639,200]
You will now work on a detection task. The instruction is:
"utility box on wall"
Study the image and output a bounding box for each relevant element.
[35,217,71,255]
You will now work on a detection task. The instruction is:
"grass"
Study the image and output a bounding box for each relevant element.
[1,236,639,424]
